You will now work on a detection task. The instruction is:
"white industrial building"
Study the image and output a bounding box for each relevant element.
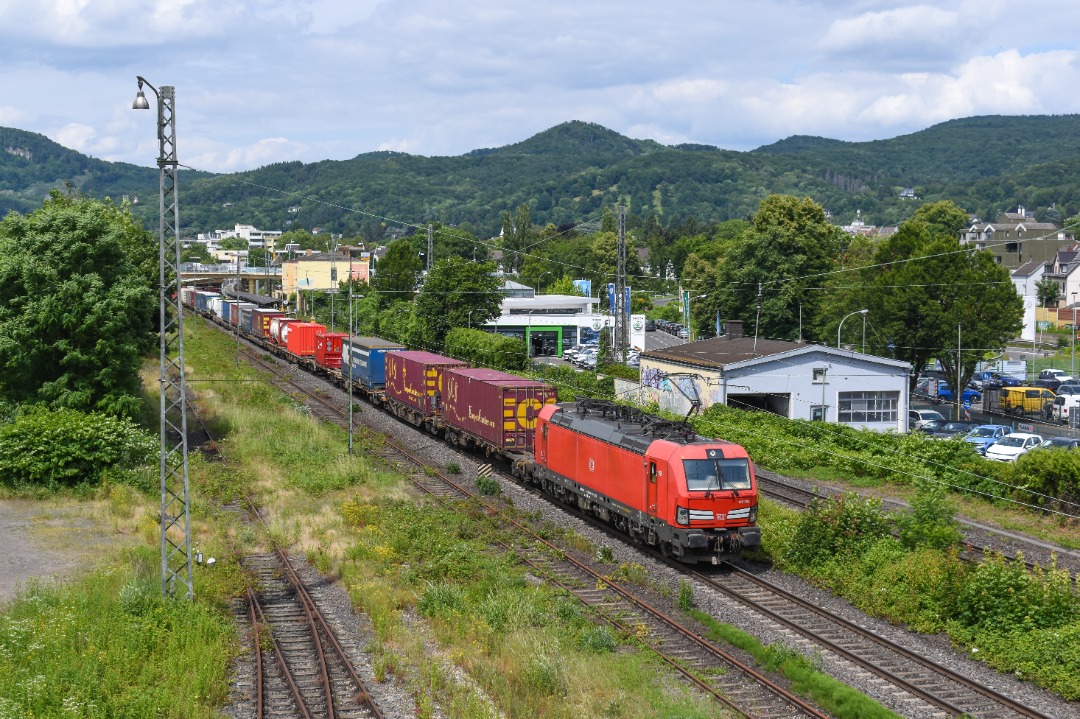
[633,320,912,432]
[479,294,645,359]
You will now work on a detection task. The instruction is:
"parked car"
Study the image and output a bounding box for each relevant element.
[936,383,981,405]
[564,343,595,362]
[964,425,1011,455]
[985,433,1044,462]
[922,421,977,439]
[1038,436,1080,451]
[1033,378,1063,393]
[909,408,946,430]
[985,373,1023,389]
[573,347,598,367]
[1056,383,1080,396]
[644,319,656,332]
[677,327,690,339]
[1040,368,1075,383]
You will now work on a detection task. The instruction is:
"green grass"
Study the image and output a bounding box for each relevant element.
[0,546,237,719]
[690,611,904,719]
[339,496,734,718]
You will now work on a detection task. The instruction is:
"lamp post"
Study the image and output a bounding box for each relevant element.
[467,310,474,330]
[132,77,193,600]
[837,309,869,349]
[536,271,553,296]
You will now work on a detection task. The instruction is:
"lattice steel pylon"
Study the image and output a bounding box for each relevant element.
[134,77,194,599]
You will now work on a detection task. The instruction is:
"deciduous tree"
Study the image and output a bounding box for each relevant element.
[0,192,156,418]
[415,257,502,348]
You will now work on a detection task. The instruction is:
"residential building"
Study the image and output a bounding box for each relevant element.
[960,207,1073,270]
[632,320,911,432]
[281,252,371,303]
[1011,259,1047,341]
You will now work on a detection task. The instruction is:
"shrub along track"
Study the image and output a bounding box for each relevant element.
[236,342,832,719]
[756,470,1080,580]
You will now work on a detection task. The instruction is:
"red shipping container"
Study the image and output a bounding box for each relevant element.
[286,322,326,357]
[385,351,467,416]
[443,368,557,451]
[315,332,348,369]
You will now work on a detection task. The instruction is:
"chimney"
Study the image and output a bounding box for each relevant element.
[726,320,744,339]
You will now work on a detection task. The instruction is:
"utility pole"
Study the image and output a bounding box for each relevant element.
[614,203,627,363]
[427,224,434,273]
[753,283,763,353]
[347,254,354,455]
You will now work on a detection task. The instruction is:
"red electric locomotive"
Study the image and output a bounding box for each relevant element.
[520,399,760,564]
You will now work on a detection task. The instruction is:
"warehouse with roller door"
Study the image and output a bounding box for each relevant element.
[633,321,912,432]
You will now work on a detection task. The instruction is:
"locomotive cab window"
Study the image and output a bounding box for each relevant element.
[683,459,751,491]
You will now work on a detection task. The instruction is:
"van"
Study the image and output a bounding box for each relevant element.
[999,386,1056,416]
[1052,394,1080,423]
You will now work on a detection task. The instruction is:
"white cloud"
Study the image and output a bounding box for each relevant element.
[2,1,1080,171]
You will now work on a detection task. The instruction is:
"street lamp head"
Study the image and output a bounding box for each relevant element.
[858,308,869,315]
[132,77,151,110]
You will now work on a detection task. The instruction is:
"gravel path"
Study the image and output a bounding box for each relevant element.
[0,500,95,609]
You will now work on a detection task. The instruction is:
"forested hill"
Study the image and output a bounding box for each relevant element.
[4,115,1080,239]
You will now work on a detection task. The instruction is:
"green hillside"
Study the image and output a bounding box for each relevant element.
[5,116,1080,239]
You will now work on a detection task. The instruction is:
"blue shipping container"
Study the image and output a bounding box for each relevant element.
[195,292,218,312]
[221,300,240,324]
[342,337,406,388]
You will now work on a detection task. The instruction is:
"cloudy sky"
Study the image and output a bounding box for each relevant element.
[1,0,1078,173]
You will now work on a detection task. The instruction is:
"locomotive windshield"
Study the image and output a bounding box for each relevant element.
[683,458,752,491]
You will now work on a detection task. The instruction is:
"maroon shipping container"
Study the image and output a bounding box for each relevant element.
[443,367,557,451]
[250,309,285,338]
[384,351,467,416]
[285,322,326,357]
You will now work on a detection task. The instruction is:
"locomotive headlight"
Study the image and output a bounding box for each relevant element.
[676,505,689,526]
[749,503,758,523]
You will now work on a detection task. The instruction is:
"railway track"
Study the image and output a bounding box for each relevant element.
[182,367,385,719]
[696,564,1050,719]
[243,535,383,719]
[207,316,1062,719]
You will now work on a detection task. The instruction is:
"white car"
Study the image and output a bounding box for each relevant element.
[984,433,1044,462]
[1040,368,1075,383]
[909,408,945,430]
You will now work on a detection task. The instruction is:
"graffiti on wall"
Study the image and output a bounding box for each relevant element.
[641,367,666,390]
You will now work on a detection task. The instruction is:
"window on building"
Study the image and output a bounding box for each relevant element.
[810,405,826,422]
[838,391,900,423]
[812,368,827,383]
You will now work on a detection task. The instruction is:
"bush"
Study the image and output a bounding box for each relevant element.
[0,407,156,489]
[895,481,962,550]
[445,328,528,371]
[783,493,891,567]
[955,552,1078,632]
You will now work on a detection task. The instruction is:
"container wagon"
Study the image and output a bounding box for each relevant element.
[341,337,406,396]
[384,351,467,430]
[442,367,557,456]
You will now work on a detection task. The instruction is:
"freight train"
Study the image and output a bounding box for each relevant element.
[182,288,761,563]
